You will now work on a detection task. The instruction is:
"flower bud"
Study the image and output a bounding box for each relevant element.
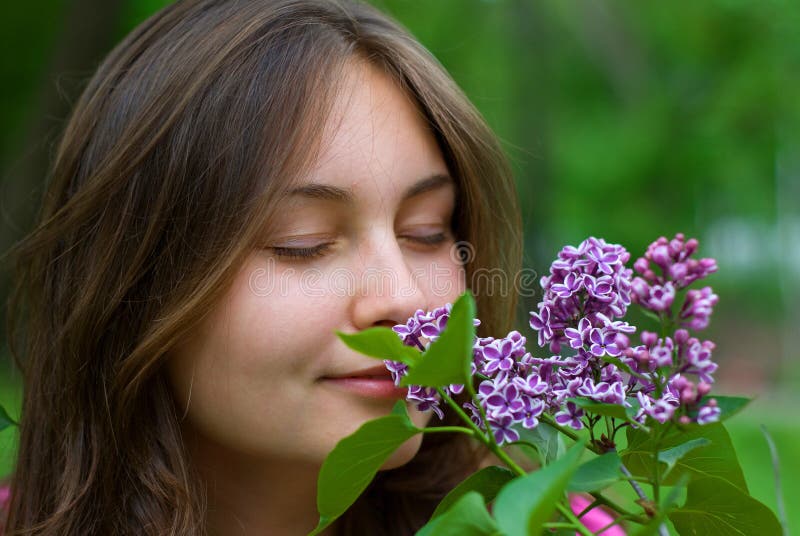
[674,329,690,345]
[672,375,690,390]
[634,257,649,274]
[669,262,688,282]
[699,258,718,274]
[697,382,712,397]
[615,333,630,350]
[641,331,658,347]
[631,277,650,299]
[685,238,698,256]
[635,349,651,367]
[652,244,671,267]
[669,237,683,257]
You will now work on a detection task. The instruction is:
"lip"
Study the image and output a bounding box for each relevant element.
[320,365,407,399]
[322,364,396,379]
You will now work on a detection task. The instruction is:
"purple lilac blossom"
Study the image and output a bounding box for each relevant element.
[384,234,722,447]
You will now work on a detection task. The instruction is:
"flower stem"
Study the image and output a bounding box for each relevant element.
[437,390,596,536]
[620,463,668,536]
[422,425,476,436]
[435,388,489,443]
[556,502,594,536]
[485,439,527,476]
[588,492,648,524]
[465,375,493,445]
[619,463,649,502]
[540,414,603,455]
[540,414,579,441]
[543,522,579,530]
[437,389,526,475]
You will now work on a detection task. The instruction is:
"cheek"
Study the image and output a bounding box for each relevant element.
[413,250,467,305]
[163,260,346,449]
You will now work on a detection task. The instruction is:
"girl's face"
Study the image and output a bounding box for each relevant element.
[165,61,465,470]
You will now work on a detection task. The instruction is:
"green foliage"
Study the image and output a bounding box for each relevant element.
[623,421,748,491]
[417,491,501,536]
[431,466,515,519]
[399,291,476,388]
[569,397,641,426]
[657,438,711,479]
[516,421,565,466]
[704,396,751,421]
[310,401,420,535]
[567,451,623,493]
[669,475,783,535]
[492,440,585,536]
[620,419,782,534]
[0,403,16,432]
[336,326,420,365]
[324,289,784,535]
[629,477,688,536]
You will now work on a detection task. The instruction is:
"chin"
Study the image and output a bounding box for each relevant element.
[378,433,424,471]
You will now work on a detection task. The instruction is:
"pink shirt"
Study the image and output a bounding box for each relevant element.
[0,484,9,534]
[571,494,626,535]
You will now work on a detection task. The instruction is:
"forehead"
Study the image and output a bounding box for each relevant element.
[291,60,452,205]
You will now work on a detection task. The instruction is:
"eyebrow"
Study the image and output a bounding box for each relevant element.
[285,173,454,204]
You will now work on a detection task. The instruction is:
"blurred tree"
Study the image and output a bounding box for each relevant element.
[2,0,798,384]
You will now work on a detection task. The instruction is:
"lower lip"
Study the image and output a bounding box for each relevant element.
[321,377,408,399]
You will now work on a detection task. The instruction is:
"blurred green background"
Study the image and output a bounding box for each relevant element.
[1,0,798,532]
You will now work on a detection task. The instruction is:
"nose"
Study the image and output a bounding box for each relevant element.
[350,230,425,331]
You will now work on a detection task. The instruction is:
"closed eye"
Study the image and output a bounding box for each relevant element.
[269,243,333,260]
[399,232,448,246]
[269,234,448,261]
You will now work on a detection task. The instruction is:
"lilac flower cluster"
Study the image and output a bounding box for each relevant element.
[387,304,477,419]
[631,233,718,329]
[525,237,642,432]
[386,234,722,446]
[530,237,634,354]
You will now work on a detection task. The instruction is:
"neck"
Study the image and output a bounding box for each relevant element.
[185,433,336,536]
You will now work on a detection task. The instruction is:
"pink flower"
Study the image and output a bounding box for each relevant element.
[570,494,626,535]
[0,484,9,536]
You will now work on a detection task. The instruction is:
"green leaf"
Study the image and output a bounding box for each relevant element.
[702,395,751,421]
[567,451,622,492]
[0,404,17,431]
[629,475,688,536]
[310,404,421,534]
[400,290,476,388]
[668,475,782,535]
[640,309,662,324]
[599,354,649,381]
[336,326,421,365]
[569,398,640,426]
[390,399,408,417]
[493,440,586,536]
[417,491,501,536]
[622,422,748,492]
[657,437,711,479]
[432,465,515,519]
[516,422,565,465]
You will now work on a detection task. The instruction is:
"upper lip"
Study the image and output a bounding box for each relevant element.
[322,364,393,379]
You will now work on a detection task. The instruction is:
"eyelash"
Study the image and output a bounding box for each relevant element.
[270,233,448,260]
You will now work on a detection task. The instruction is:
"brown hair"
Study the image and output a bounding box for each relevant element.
[2,0,522,534]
